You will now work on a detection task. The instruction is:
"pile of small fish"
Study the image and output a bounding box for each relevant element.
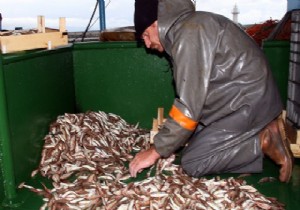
[19,111,285,210]
[31,111,149,183]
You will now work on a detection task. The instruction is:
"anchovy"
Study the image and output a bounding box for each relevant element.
[258,176,277,184]
[19,111,285,210]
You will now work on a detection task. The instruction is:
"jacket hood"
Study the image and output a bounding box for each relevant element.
[158,0,195,48]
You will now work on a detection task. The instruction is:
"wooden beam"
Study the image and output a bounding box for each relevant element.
[37,16,45,33]
[150,119,158,144]
[157,107,164,126]
[291,144,300,158]
[59,17,66,32]
[150,108,166,144]
[152,119,158,132]
[0,32,68,53]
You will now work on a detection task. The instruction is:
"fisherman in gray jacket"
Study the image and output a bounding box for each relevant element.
[129,0,293,182]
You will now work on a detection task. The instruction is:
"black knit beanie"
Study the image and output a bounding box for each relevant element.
[134,0,159,39]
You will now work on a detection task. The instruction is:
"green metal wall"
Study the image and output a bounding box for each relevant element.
[73,42,175,129]
[263,40,290,107]
[0,48,76,206]
[0,145,3,202]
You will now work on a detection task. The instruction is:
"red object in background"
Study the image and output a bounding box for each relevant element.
[245,19,278,46]
[275,18,291,40]
[245,19,291,47]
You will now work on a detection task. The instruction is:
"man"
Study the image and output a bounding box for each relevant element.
[129,0,293,182]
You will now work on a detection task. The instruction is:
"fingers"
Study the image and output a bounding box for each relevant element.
[129,162,136,177]
[129,153,147,177]
[129,147,161,177]
[129,157,142,177]
[129,157,136,177]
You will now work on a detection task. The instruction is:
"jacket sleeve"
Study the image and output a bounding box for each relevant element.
[154,22,221,157]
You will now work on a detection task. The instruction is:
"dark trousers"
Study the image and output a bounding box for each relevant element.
[181,115,264,177]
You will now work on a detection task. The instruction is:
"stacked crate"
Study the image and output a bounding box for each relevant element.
[0,16,68,54]
[287,10,300,157]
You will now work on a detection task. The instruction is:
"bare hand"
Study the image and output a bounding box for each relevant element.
[129,146,161,177]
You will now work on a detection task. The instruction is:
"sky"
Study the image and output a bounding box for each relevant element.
[0,0,289,32]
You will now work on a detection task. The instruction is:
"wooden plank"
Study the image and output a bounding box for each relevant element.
[282,110,300,158]
[150,108,166,144]
[286,120,298,144]
[152,119,158,132]
[157,107,164,126]
[150,119,158,144]
[290,129,300,158]
[37,16,45,33]
[0,32,68,53]
[297,130,300,145]
[291,144,300,158]
[150,130,158,144]
[59,17,66,32]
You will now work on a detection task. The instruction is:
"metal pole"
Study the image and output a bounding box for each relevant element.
[0,13,2,31]
[98,0,106,31]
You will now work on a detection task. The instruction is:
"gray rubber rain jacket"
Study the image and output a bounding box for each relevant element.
[153,0,282,176]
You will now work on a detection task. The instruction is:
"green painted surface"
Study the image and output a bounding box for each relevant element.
[0,170,3,205]
[0,42,299,209]
[73,42,174,129]
[0,55,18,205]
[263,40,290,107]
[0,47,76,206]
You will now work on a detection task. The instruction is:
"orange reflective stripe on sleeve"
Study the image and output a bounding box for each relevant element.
[169,105,198,131]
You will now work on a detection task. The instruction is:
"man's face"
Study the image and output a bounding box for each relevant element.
[141,21,164,52]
